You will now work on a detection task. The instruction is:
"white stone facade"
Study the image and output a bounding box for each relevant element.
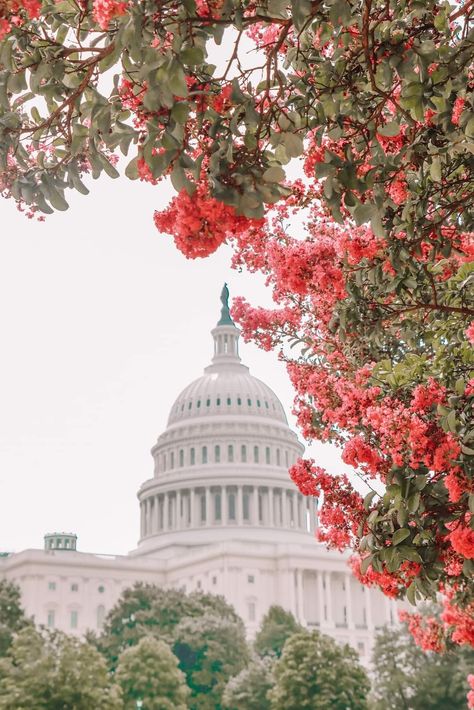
[0,293,397,663]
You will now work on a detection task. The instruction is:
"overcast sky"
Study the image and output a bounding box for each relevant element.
[0,168,356,556]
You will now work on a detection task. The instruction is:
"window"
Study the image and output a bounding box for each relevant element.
[227,397,231,405]
[48,582,56,591]
[243,491,250,521]
[197,580,202,590]
[343,607,348,626]
[276,448,281,466]
[188,401,192,409]
[241,445,247,463]
[216,397,221,406]
[265,447,271,464]
[97,605,105,628]
[254,446,259,463]
[71,583,78,592]
[179,449,184,467]
[248,574,255,584]
[215,445,220,463]
[98,585,105,594]
[258,493,263,523]
[212,576,217,585]
[248,602,256,622]
[197,400,201,408]
[228,444,234,462]
[200,494,206,523]
[170,451,175,469]
[237,397,242,405]
[285,451,289,467]
[214,492,222,522]
[206,398,211,406]
[247,398,252,406]
[257,399,261,407]
[357,641,365,655]
[70,610,78,629]
[265,401,269,409]
[163,454,167,471]
[190,447,195,465]
[202,446,208,464]
[228,492,236,521]
[47,610,55,628]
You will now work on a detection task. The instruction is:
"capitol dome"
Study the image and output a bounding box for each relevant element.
[135,286,313,557]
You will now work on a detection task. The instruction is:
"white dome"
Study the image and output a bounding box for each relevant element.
[167,368,287,426]
[136,287,307,556]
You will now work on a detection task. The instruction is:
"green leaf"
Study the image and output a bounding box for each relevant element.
[377,121,400,137]
[180,47,205,66]
[407,492,420,514]
[263,166,285,183]
[281,132,304,158]
[125,156,139,180]
[392,528,410,546]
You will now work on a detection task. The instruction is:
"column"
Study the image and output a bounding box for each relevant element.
[288,569,297,616]
[163,493,169,531]
[253,486,259,525]
[176,490,181,530]
[269,488,274,527]
[155,495,160,532]
[190,488,196,527]
[237,486,243,525]
[296,569,306,625]
[282,490,289,527]
[141,501,146,537]
[324,572,334,627]
[317,571,325,627]
[308,498,316,534]
[345,573,354,629]
[206,487,211,525]
[365,587,373,630]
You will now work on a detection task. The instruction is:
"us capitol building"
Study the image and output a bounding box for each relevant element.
[0,287,397,661]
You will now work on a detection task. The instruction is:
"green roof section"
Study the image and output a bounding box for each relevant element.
[217,283,235,326]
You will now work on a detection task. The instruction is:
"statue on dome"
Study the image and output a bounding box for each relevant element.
[217,283,234,325]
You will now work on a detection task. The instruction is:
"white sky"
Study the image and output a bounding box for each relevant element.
[0,154,357,557]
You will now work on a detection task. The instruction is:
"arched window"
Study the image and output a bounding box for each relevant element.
[254,446,259,463]
[215,445,220,463]
[247,398,252,406]
[97,605,105,628]
[216,397,221,406]
[190,448,195,466]
[227,397,231,405]
[237,397,242,406]
[202,446,208,464]
[265,447,271,465]
[170,452,175,469]
[197,400,201,408]
[214,492,222,522]
[179,449,184,467]
[257,399,261,407]
[228,445,234,462]
[276,448,281,466]
[206,398,211,406]
[228,492,236,521]
[241,445,247,463]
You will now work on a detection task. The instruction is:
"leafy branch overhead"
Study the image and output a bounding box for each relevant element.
[1,0,474,658]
